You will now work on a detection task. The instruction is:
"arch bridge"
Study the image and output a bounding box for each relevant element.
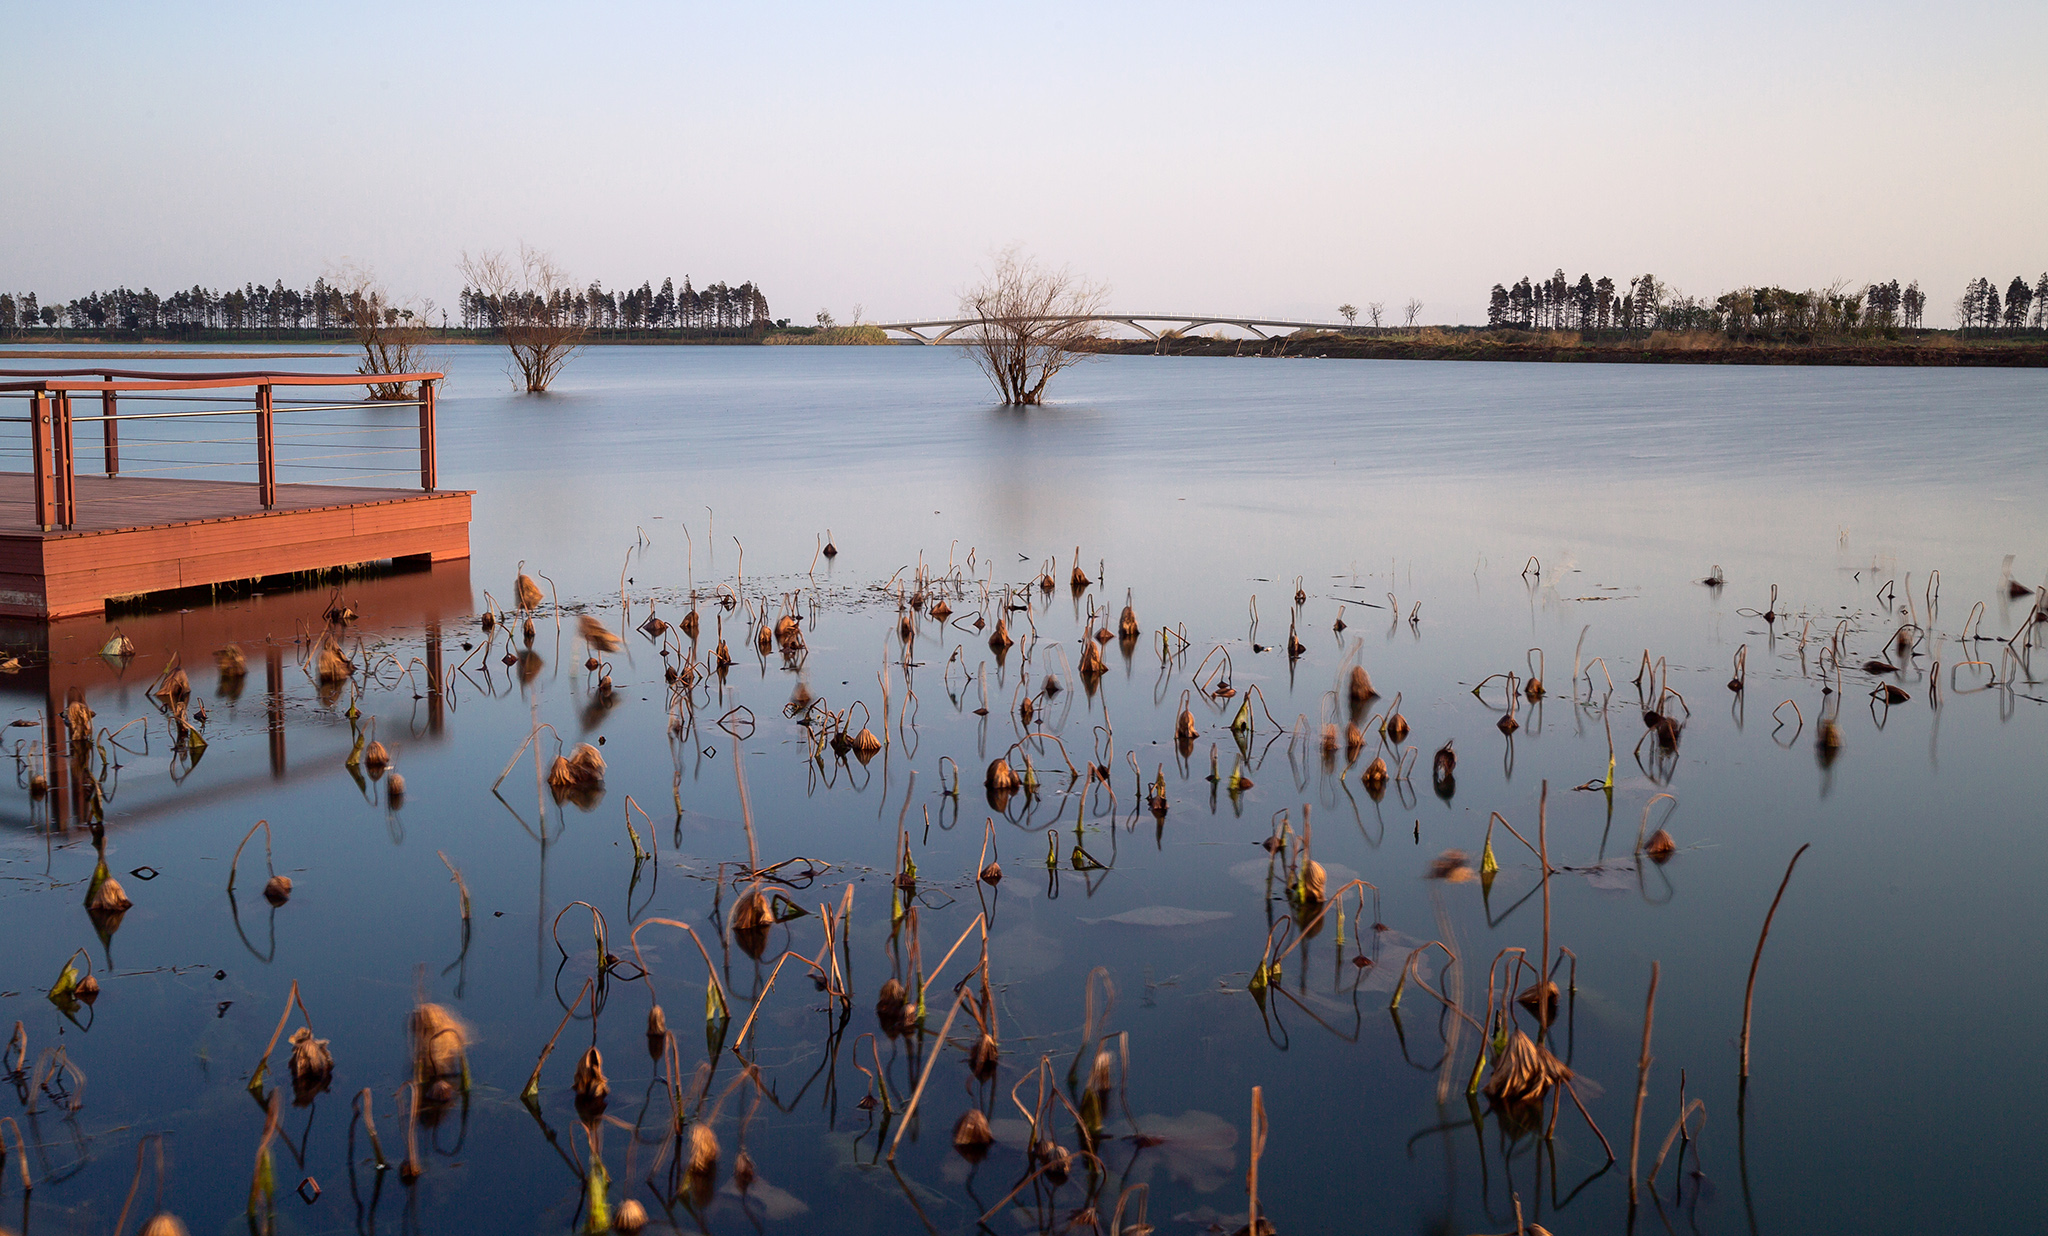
[873,313,1364,344]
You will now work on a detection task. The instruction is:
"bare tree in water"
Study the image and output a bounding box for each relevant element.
[460,245,585,392]
[329,263,435,400]
[959,247,1107,405]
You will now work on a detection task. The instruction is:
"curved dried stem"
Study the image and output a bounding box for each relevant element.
[1741,843,1812,1078]
[249,979,315,1093]
[521,976,593,1103]
[227,818,274,893]
[629,917,730,1017]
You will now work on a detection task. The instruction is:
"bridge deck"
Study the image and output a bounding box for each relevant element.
[874,312,1365,342]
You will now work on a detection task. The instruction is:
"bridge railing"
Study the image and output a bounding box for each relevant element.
[874,312,1374,340]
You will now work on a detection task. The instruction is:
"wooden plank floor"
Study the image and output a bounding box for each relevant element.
[0,472,445,536]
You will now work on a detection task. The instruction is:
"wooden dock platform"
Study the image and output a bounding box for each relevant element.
[0,366,468,620]
[0,474,471,619]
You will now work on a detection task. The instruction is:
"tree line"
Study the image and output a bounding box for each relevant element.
[1953,276,2039,331]
[458,277,769,332]
[0,274,774,335]
[0,280,368,334]
[1486,270,2048,334]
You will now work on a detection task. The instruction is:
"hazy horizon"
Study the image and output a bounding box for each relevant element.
[6,1,2044,326]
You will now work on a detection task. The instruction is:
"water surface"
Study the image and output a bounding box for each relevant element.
[1,344,2042,1235]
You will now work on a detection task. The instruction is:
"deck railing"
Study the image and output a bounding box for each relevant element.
[0,369,444,531]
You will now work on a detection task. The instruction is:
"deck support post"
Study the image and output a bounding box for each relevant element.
[100,374,119,476]
[30,390,54,532]
[256,384,276,509]
[266,644,286,777]
[418,378,437,490]
[53,392,75,529]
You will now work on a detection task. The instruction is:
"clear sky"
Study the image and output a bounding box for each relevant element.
[6,1,2044,325]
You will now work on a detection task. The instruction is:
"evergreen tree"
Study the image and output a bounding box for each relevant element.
[2003,276,2030,329]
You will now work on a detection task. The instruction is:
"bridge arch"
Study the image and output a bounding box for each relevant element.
[874,313,1354,344]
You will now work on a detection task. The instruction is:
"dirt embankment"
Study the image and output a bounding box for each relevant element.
[1081,332,2048,367]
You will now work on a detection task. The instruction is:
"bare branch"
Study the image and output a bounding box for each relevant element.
[957,246,1107,406]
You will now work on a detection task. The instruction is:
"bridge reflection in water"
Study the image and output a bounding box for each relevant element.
[0,557,473,832]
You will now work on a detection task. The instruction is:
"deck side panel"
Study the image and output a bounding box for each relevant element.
[0,475,473,619]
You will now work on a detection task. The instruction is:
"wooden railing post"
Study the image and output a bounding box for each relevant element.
[100,373,119,476]
[29,389,55,531]
[256,383,276,508]
[418,378,437,490]
[53,391,75,528]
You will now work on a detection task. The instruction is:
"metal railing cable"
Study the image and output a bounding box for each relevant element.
[0,371,444,529]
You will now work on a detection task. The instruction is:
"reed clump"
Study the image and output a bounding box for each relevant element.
[66,693,94,745]
[288,1027,333,1097]
[1485,1029,1572,1103]
[985,758,1019,794]
[515,568,544,611]
[1428,850,1475,883]
[313,633,353,683]
[689,1121,719,1176]
[732,889,773,932]
[614,1199,648,1234]
[88,873,133,913]
[410,1003,469,1104]
[572,1045,609,1118]
[1384,698,1410,743]
[646,1004,668,1057]
[549,743,607,791]
[362,721,390,774]
[954,1108,995,1159]
[579,615,622,653]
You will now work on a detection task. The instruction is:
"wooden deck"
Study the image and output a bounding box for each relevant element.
[0,473,472,619]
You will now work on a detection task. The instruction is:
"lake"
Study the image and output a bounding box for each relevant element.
[1,342,2043,1235]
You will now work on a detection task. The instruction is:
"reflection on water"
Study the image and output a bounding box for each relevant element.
[0,347,2042,1235]
[0,561,471,833]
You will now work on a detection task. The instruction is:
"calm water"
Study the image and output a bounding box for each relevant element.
[0,343,2044,1235]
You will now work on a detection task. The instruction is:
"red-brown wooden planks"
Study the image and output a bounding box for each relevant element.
[0,473,471,619]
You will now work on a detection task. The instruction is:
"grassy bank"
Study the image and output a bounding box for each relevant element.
[761,324,892,345]
[1084,327,2048,367]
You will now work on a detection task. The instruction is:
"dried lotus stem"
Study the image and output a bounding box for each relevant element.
[1630,961,1660,1205]
[227,819,274,894]
[1741,843,1812,1078]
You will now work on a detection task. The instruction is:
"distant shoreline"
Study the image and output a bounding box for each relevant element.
[1079,331,2048,367]
[9,331,2047,368]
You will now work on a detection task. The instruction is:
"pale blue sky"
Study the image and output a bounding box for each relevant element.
[5,1,2043,324]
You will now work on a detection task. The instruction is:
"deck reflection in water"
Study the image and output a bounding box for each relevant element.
[0,557,473,830]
